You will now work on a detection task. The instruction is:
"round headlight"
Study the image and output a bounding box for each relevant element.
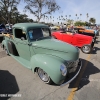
[60,64,67,76]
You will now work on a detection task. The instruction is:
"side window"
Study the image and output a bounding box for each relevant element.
[15,29,27,40]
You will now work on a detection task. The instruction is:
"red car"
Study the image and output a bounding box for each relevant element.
[52,31,94,54]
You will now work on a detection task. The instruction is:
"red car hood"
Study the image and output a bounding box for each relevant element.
[52,31,93,39]
[52,31,93,45]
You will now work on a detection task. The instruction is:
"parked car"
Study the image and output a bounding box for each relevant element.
[5,24,12,33]
[73,26,97,40]
[84,26,99,37]
[50,26,59,30]
[1,23,82,85]
[52,30,94,54]
[0,24,6,34]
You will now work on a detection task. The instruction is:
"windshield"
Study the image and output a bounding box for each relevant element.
[28,28,51,41]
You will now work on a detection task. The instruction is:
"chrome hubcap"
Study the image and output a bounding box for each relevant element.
[38,68,49,82]
[83,46,90,53]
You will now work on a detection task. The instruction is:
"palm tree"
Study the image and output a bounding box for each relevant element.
[69,15,71,20]
[77,17,79,21]
[43,15,45,23]
[65,15,67,18]
[75,14,77,21]
[50,16,52,24]
[46,16,49,23]
[46,16,48,22]
[53,20,54,24]
[86,13,89,22]
[57,18,58,22]
[89,18,96,24]
[80,14,82,21]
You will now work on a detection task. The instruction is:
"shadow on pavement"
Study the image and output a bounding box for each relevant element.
[92,46,100,54]
[68,58,100,91]
[0,70,19,100]
[95,40,100,44]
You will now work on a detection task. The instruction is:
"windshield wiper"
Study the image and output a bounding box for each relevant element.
[36,37,45,41]
[36,36,50,41]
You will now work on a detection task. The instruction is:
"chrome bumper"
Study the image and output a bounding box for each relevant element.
[60,60,82,87]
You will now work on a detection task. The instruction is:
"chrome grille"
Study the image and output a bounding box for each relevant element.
[67,59,79,73]
[67,59,79,68]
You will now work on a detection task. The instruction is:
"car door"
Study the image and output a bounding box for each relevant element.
[72,34,86,47]
[14,28,31,61]
[62,33,73,44]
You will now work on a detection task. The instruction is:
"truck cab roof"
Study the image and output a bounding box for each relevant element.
[13,23,49,31]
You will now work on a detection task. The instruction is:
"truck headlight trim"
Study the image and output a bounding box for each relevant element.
[60,64,67,76]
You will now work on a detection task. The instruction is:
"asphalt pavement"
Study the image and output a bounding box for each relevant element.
[0,35,100,100]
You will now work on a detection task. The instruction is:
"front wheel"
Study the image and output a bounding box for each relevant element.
[81,45,92,54]
[37,68,53,84]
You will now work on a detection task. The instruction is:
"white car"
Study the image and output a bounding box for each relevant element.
[50,26,59,30]
[0,25,6,34]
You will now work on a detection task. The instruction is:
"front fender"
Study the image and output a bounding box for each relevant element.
[30,54,66,84]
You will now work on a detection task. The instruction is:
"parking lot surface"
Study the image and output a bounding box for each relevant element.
[0,35,100,100]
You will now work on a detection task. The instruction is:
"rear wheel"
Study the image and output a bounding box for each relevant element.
[81,45,92,54]
[37,68,52,84]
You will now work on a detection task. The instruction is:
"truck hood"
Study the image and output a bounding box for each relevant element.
[32,39,79,61]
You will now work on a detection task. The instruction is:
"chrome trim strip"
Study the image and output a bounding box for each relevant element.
[60,60,82,87]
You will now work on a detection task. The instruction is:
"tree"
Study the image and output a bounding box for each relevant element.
[0,7,34,24]
[86,13,89,22]
[0,0,20,24]
[67,19,73,25]
[75,14,77,21]
[80,14,82,21]
[74,21,86,26]
[69,15,71,19]
[50,16,52,23]
[89,18,96,24]
[24,0,60,22]
[77,17,79,21]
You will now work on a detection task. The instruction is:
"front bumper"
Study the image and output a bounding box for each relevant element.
[60,59,82,86]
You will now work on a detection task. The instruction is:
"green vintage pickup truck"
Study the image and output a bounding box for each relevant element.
[1,23,82,86]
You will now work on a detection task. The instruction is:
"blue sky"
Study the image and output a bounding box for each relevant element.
[17,0,100,24]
